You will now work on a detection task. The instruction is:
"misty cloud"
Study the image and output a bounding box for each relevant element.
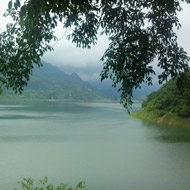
[43,27,109,81]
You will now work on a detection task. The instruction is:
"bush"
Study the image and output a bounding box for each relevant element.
[14,177,86,190]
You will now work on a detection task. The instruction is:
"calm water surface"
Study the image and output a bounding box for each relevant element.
[0,101,190,190]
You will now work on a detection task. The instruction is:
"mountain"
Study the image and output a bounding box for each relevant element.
[89,79,160,100]
[1,62,103,101]
[89,80,121,100]
[131,79,190,127]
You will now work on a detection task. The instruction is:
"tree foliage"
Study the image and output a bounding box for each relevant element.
[0,0,190,110]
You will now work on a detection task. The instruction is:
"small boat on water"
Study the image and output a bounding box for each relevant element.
[48,97,57,103]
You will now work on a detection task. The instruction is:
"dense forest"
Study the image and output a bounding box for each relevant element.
[142,79,190,118]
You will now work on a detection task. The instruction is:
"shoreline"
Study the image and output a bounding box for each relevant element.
[131,109,190,127]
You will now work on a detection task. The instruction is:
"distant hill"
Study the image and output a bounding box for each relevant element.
[1,62,103,102]
[131,80,190,127]
[89,79,160,100]
[89,80,121,100]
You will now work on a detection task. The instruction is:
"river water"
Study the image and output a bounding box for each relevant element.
[0,101,190,190]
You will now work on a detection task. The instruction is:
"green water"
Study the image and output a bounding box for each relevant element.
[0,101,190,190]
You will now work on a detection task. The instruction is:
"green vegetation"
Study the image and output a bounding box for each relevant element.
[15,177,86,190]
[142,79,190,117]
[131,79,190,127]
[1,1,190,110]
[131,109,190,127]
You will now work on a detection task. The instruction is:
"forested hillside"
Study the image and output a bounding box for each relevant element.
[132,79,190,127]
[142,80,190,117]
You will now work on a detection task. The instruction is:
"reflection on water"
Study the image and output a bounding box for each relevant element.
[141,119,190,143]
[0,101,190,190]
[154,135,190,143]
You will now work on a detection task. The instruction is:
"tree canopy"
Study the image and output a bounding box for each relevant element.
[0,0,190,110]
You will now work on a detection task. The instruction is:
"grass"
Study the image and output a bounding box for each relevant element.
[131,108,190,127]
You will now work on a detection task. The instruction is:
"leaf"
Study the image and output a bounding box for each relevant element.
[8,1,12,9]
[19,5,27,23]
[16,0,20,7]
[14,2,17,10]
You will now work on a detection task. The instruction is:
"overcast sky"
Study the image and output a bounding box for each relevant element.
[0,1,190,82]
